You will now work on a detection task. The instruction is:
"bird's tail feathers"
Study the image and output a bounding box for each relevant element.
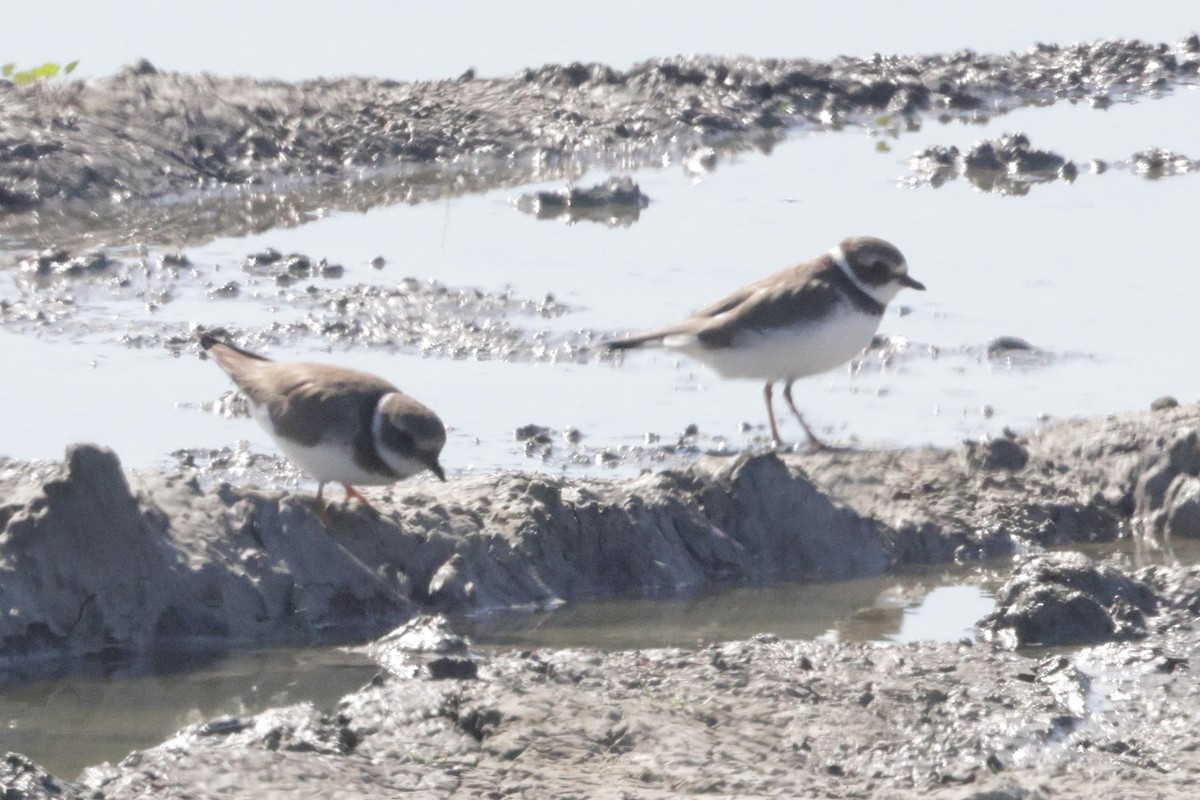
[605,331,668,351]
[199,333,269,360]
[199,332,274,380]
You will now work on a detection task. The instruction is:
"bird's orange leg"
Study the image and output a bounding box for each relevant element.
[313,481,330,523]
[782,380,827,451]
[764,382,784,447]
[343,484,378,512]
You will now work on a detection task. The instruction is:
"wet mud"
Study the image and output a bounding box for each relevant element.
[6,243,1056,373]
[2,35,1198,248]
[3,34,1200,797]
[1,247,583,361]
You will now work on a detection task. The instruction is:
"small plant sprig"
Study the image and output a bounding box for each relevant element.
[1,61,79,85]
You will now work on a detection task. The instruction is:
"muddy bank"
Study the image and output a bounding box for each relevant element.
[1,398,1196,661]
[2,34,1197,247]
[0,443,886,660]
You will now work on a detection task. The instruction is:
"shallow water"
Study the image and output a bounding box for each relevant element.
[0,646,379,780]
[4,88,1199,478]
[0,566,994,779]
[466,566,998,652]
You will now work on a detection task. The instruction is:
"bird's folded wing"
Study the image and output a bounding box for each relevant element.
[695,276,841,349]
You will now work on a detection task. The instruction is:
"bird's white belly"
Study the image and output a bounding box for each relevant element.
[274,437,395,485]
[667,308,881,380]
[249,402,391,485]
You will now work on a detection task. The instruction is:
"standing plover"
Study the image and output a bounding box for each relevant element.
[607,236,924,447]
[200,334,446,519]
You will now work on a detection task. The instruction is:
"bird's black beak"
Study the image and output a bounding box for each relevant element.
[899,273,926,291]
[428,460,446,482]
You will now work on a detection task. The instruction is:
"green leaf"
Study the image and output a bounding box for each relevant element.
[875,141,891,153]
[31,63,61,80]
[3,59,81,83]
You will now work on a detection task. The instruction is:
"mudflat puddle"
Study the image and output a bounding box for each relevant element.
[0,646,379,780]
[465,565,998,652]
[0,567,994,779]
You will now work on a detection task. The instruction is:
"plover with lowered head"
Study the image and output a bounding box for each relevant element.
[200,334,446,519]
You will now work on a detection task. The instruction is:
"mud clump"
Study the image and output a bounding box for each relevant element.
[514,420,725,469]
[18,248,116,280]
[1132,427,1200,542]
[515,175,650,226]
[366,615,473,677]
[906,133,1077,192]
[962,435,1029,472]
[1128,147,1200,178]
[241,248,346,284]
[0,753,76,798]
[979,552,1157,647]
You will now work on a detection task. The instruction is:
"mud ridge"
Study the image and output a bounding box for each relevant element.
[1,399,1197,662]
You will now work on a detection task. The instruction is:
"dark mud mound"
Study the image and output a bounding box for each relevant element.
[0,445,413,660]
[980,552,1157,647]
[0,444,889,659]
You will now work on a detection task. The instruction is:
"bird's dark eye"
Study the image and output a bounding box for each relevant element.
[869,260,890,278]
[383,427,417,456]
